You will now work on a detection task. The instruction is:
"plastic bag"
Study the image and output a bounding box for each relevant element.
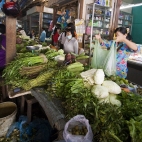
[91,40,109,69]
[103,41,117,76]
[63,115,93,142]
[6,115,52,142]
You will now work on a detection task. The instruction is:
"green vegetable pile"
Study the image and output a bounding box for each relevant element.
[3,52,57,89]
[49,67,142,142]
[3,55,46,88]
[45,49,64,60]
[3,45,142,141]
[107,75,134,88]
[16,39,38,53]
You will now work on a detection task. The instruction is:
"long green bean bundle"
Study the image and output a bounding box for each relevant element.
[3,55,48,87]
[22,69,57,90]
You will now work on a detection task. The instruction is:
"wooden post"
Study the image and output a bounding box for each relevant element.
[109,0,122,40]
[6,0,17,64]
[53,7,57,26]
[78,0,85,19]
[39,6,44,34]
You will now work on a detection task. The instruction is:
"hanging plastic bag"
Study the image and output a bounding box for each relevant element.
[63,115,93,142]
[91,40,109,69]
[103,41,117,76]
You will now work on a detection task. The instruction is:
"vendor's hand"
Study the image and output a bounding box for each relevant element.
[95,34,101,40]
[115,33,126,43]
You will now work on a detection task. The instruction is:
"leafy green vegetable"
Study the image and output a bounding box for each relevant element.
[127,115,142,142]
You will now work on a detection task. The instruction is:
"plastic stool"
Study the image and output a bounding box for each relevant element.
[21,94,38,122]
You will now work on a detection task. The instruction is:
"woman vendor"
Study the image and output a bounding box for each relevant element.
[95,27,139,78]
[64,28,78,54]
[58,23,77,49]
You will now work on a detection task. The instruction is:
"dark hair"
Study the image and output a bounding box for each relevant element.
[127,33,132,41]
[66,28,75,37]
[114,27,127,35]
[0,24,5,49]
[55,24,61,29]
[114,27,132,41]
[67,23,75,30]
[42,27,45,30]
[64,23,76,36]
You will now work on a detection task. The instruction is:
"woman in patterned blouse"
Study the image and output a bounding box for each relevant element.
[95,27,139,78]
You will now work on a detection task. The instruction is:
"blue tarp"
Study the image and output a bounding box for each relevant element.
[7,115,53,142]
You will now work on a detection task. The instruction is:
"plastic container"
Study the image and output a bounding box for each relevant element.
[0,102,17,137]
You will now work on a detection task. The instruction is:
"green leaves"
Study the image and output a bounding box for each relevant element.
[127,115,142,142]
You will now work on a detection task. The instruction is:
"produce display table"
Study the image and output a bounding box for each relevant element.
[31,88,66,140]
[7,85,31,98]
[127,60,142,86]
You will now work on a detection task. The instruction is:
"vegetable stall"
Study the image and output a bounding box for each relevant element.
[2,36,142,142]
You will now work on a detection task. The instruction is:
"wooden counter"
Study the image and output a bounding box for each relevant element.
[127,60,142,86]
[31,88,66,140]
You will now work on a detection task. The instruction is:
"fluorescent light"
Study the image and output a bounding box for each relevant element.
[120,3,142,10]
[109,3,142,11]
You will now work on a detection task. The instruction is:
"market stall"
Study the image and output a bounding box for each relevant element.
[2,38,142,141]
[2,0,142,141]
[25,6,53,36]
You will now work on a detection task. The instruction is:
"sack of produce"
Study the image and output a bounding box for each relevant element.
[63,115,93,142]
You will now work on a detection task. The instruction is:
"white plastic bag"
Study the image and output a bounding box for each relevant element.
[103,41,117,76]
[91,40,109,69]
[63,115,93,142]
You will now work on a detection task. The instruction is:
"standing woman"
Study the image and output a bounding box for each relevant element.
[95,27,139,78]
[52,24,61,46]
[0,24,6,73]
[64,28,78,54]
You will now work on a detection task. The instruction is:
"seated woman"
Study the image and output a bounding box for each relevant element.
[64,28,78,54]
[58,23,77,48]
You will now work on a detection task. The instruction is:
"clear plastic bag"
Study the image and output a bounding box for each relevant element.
[63,115,93,142]
[91,40,109,69]
[91,40,117,76]
[103,41,117,76]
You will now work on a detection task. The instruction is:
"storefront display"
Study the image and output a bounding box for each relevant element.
[75,19,85,43]
[24,6,53,36]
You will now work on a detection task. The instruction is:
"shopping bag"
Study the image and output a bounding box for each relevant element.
[103,41,117,76]
[91,40,109,69]
[63,115,93,142]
